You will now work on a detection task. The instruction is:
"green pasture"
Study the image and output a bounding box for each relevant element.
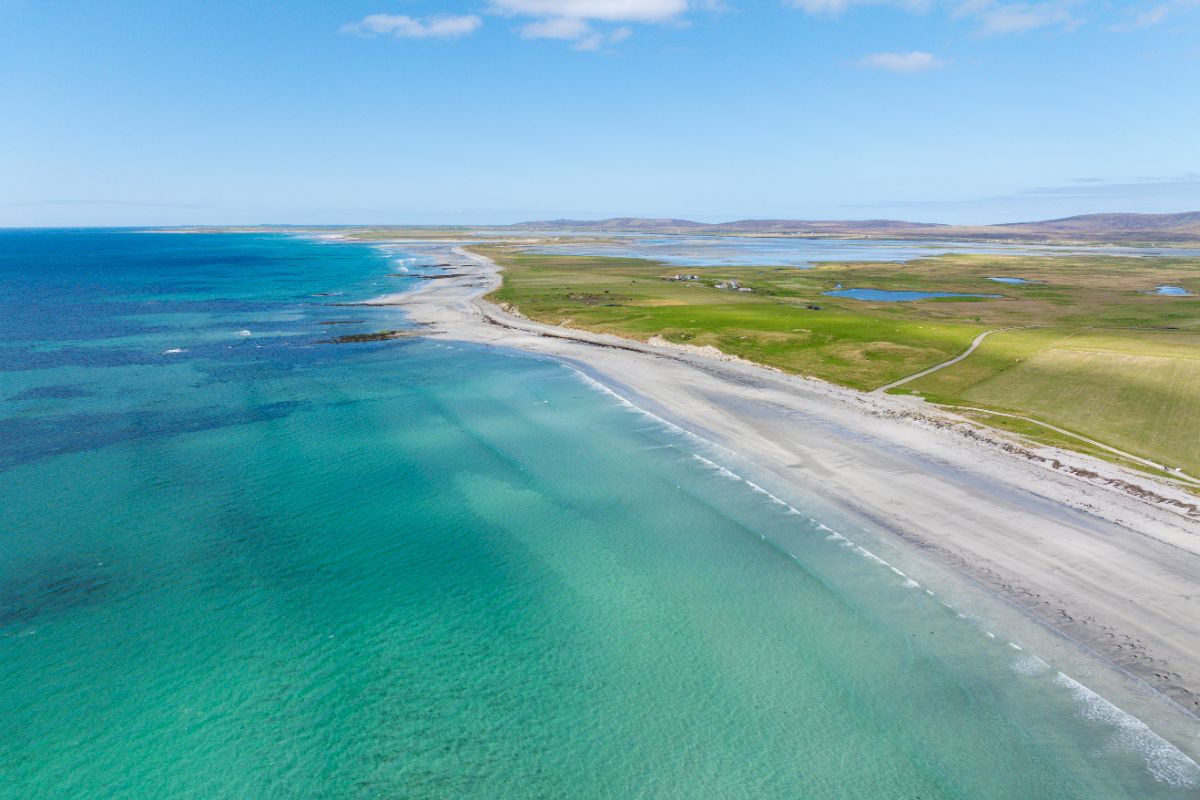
[481,245,1199,479]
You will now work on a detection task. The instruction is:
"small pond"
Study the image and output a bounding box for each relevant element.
[823,288,1003,302]
[1152,285,1194,296]
[988,277,1040,285]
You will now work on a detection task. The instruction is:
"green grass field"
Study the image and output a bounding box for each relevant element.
[480,244,1200,479]
[907,329,1200,476]
[484,249,991,390]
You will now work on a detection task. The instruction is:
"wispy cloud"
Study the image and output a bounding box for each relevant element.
[857,50,947,71]
[787,0,1082,35]
[576,26,633,50]
[955,1,1080,35]
[1018,173,1200,197]
[843,174,1200,221]
[1112,0,1200,30]
[519,16,592,39]
[1,198,215,209]
[489,0,690,49]
[341,13,483,39]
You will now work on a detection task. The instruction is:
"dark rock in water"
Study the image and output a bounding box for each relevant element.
[386,273,461,279]
[318,320,367,325]
[321,330,418,344]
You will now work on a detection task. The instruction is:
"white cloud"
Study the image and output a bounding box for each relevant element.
[488,0,688,21]
[491,0,690,49]
[573,32,607,49]
[341,13,482,39]
[517,17,633,49]
[520,17,593,38]
[858,50,948,71]
[785,0,856,11]
[518,16,638,48]
[573,26,633,49]
[786,0,931,13]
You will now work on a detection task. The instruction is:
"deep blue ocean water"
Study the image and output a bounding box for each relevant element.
[1,230,1196,798]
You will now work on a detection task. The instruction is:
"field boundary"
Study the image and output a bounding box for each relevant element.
[942,404,1200,487]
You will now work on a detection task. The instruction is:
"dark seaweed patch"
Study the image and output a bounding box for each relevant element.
[8,385,95,401]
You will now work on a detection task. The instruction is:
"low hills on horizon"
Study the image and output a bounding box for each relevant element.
[507,211,1200,244]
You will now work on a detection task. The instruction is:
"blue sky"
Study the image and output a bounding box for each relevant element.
[2,0,1198,225]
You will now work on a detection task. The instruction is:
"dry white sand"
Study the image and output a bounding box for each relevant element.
[365,244,1200,726]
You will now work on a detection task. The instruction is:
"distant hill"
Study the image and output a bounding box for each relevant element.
[510,212,1200,244]
[711,219,949,234]
[993,212,1200,240]
[525,217,711,232]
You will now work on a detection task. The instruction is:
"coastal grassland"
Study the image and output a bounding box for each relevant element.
[480,245,1200,477]
[482,248,992,390]
[907,328,1200,476]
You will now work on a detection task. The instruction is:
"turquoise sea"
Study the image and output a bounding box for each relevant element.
[1,230,1196,798]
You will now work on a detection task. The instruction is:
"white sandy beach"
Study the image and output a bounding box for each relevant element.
[366,244,1200,735]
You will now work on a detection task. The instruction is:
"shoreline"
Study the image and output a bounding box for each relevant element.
[364,242,1200,750]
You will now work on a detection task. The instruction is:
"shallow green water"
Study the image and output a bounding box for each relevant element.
[1,231,1195,798]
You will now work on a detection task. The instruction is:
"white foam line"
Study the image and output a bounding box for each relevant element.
[690,445,927,591]
[692,453,742,483]
[1011,652,1051,676]
[568,367,730,453]
[851,544,891,568]
[1054,672,1200,787]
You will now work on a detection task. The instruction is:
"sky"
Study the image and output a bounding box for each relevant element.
[2,0,1198,226]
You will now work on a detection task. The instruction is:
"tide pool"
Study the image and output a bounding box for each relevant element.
[1,231,1196,798]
